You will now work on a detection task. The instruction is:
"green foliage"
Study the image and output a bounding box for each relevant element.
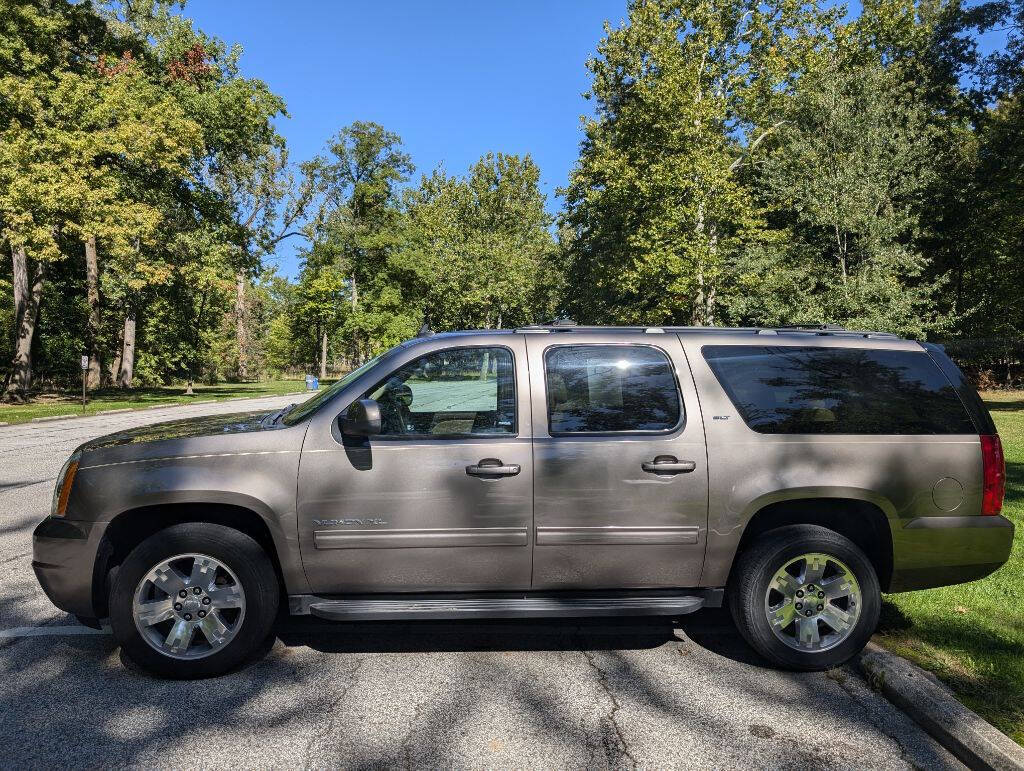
[561,0,840,326]
[3,0,1024,397]
[401,153,557,330]
[729,56,948,337]
[1,0,290,391]
[559,0,1023,343]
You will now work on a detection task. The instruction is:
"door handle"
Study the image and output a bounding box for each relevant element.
[466,458,521,477]
[641,456,696,474]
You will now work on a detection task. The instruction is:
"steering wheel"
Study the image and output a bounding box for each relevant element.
[379,380,414,434]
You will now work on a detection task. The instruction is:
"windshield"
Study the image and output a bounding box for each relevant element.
[281,350,391,426]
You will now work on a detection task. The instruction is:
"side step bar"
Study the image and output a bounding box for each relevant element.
[290,590,722,621]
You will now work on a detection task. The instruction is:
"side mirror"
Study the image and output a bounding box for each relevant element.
[341,398,382,437]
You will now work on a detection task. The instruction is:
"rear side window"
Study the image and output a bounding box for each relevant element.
[702,345,975,435]
[545,345,682,434]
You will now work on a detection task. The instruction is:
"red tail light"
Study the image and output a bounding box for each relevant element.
[980,434,1005,516]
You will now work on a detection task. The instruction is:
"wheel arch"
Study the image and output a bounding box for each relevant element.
[730,496,895,592]
[94,502,289,619]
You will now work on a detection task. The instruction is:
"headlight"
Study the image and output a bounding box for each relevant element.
[51,451,81,518]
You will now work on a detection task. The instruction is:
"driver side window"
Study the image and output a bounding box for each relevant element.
[362,347,516,437]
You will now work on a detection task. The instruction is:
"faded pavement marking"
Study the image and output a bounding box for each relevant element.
[0,625,110,639]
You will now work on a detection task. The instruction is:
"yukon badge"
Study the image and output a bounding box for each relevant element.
[313,518,387,527]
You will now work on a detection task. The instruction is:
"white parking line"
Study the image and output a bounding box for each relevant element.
[0,625,110,639]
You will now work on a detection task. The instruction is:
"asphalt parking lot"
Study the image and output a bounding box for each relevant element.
[0,396,963,769]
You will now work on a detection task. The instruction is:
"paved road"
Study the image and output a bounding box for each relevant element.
[0,397,962,769]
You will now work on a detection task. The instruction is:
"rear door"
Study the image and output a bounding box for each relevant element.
[526,332,709,589]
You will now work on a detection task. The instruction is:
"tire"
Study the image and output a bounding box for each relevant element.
[729,524,880,671]
[109,522,280,679]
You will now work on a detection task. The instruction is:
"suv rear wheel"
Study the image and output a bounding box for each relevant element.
[729,524,880,670]
[109,522,279,678]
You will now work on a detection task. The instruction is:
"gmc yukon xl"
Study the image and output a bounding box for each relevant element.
[33,323,1012,678]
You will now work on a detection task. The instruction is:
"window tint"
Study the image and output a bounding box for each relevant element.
[702,345,976,435]
[363,347,515,437]
[545,345,682,434]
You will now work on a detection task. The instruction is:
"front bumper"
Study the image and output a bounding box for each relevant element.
[889,514,1015,592]
[32,517,109,618]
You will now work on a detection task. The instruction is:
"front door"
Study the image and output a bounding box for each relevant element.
[296,338,533,593]
[526,333,709,589]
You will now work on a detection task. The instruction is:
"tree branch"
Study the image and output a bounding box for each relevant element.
[729,121,789,173]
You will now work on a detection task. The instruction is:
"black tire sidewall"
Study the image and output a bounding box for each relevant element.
[109,522,279,679]
[730,525,881,671]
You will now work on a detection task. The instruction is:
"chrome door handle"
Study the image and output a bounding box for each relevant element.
[641,456,696,474]
[466,458,521,477]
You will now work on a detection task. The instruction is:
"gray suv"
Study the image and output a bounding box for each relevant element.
[33,324,1013,678]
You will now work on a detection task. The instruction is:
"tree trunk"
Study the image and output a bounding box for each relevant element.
[834,223,848,286]
[235,272,249,381]
[109,328,122,385]
[84,235,102,388]
[705,224,718,326]
[118,314,136,388]
[320,329,328,381]
[691,201,717,326]
[5,247,44,399]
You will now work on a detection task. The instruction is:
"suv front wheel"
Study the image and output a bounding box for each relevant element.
[729,524,881,671]
[109,522,280,678]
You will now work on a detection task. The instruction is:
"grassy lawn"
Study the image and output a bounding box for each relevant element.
[0,379,318,424]
[875,390,1024,744]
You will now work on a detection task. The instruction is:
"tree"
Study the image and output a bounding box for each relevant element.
[72,49,203,387]
[0,0,103,397]
[401,153,558,329]
[304,122,415,362]
[561,0,838,326]
[100,0,295,389]
[217,145,314,381]
[728,55,947,336]
[292,246,346,379]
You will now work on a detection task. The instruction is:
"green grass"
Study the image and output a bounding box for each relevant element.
[0,379,317,424]
[875,390,1024,745]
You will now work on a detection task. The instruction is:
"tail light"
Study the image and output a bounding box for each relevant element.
[980,434,1005,516]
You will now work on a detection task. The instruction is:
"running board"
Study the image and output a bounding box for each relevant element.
[290,591,720,621]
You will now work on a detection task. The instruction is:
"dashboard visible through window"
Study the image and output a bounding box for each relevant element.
[363,346,516,437]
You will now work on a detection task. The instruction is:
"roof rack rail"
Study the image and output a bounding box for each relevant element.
[517,317,578,333]
[757,324,902,339]
[775,324,846,331]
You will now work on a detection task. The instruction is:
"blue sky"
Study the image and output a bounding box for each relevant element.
[183,1,1005,279]
[184,0,629,278]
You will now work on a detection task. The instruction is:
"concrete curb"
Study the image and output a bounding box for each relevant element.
[30,414,80,423]
[97,408,133,415]
[859,642,1024,770]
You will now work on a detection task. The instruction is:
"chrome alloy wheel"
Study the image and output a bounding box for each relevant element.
[763,552,862,652]
[132,553,246,660]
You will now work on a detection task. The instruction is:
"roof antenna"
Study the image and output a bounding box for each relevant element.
[548,317,577,327]
[417,321,434,337]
